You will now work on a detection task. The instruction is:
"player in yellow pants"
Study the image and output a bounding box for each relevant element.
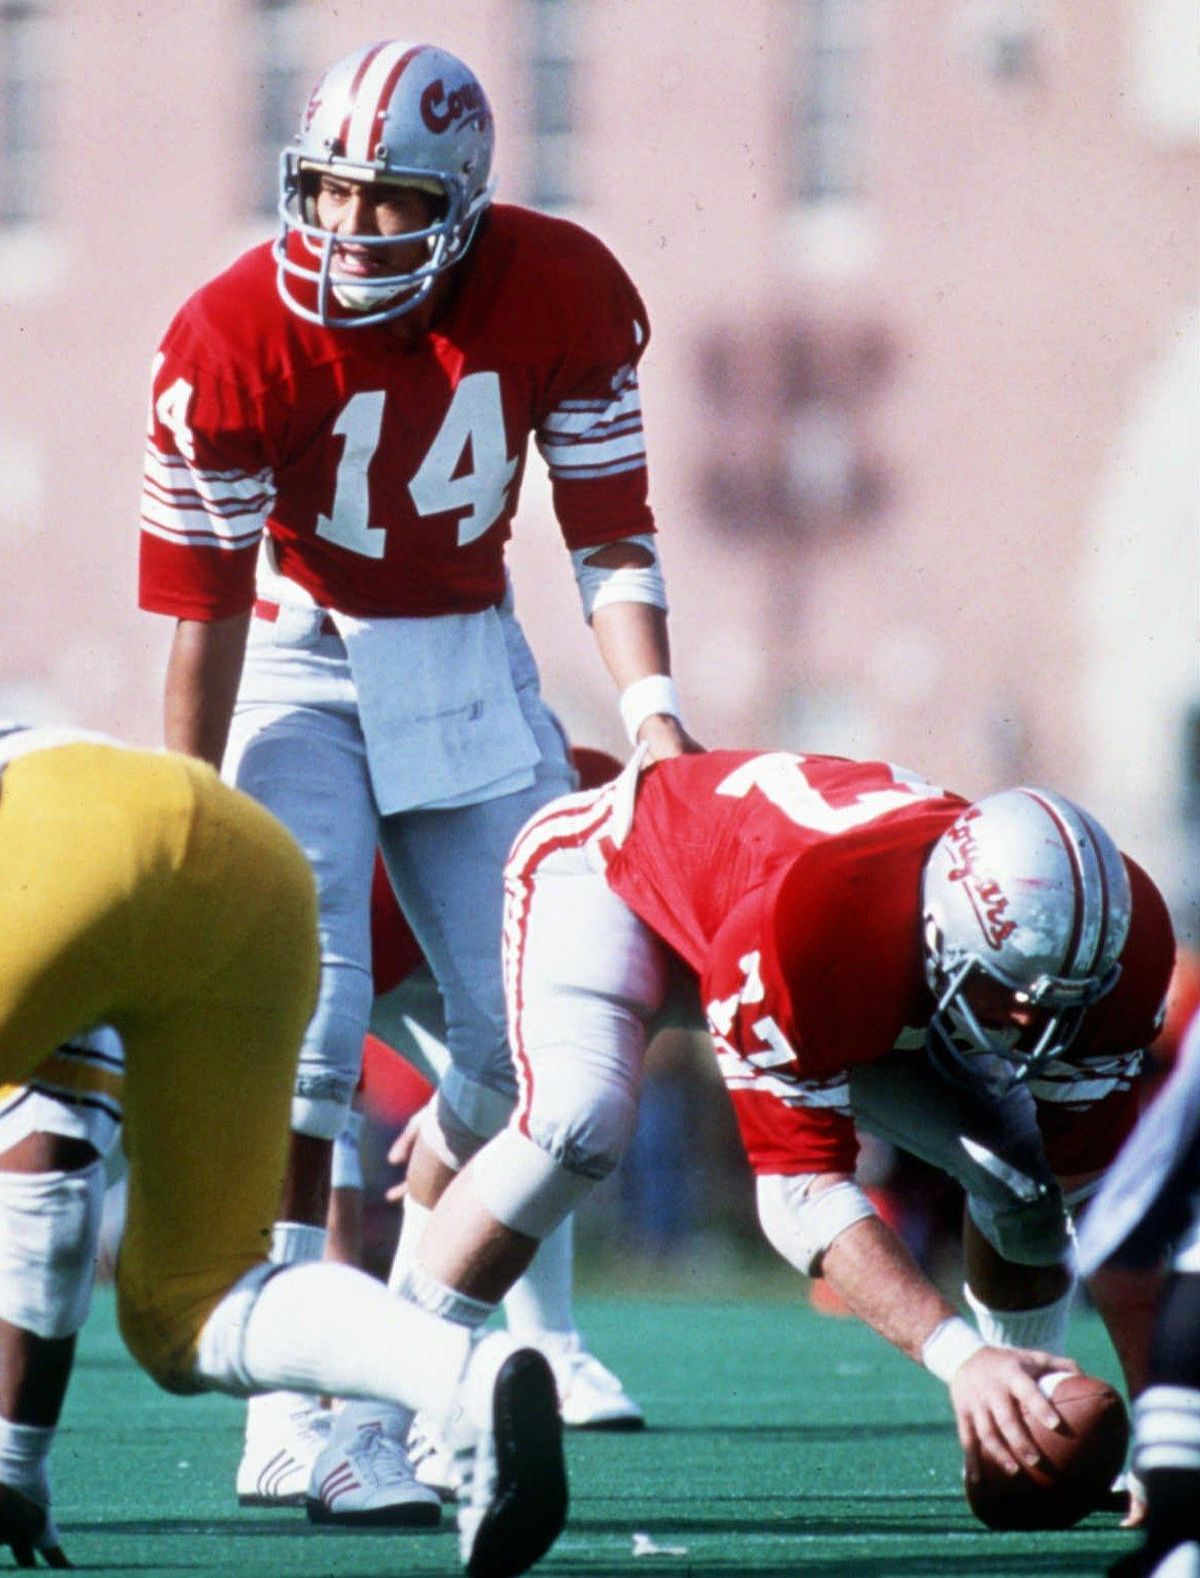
[0,736,318,1389]
[0,728,566,1578]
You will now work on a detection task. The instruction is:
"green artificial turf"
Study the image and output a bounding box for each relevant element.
[40,1287,1136,1575]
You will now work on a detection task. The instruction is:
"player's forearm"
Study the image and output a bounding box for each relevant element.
[820,1212,957,1364]
[590,600,700,756]
[590,597,673,692]
[163,612,251,768]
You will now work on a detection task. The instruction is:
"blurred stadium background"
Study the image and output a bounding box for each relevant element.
[2,0,1198,1292]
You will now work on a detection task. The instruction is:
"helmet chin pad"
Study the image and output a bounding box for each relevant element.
[331,278,409,314]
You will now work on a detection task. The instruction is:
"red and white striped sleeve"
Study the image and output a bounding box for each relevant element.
[138,328,274,622]
[531,229,657,551]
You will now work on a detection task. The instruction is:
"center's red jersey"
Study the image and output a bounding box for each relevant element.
[139,205,655,621]
[602,751,1174,1176]
[605,752,964,1080]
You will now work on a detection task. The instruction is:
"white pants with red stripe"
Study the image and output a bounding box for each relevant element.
[496,771,1071,1269]
[501,778,679,1184]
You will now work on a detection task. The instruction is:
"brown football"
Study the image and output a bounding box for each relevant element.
[965,1371,1130,1531]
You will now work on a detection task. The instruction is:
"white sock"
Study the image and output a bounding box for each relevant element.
[245,1220,329,1429]
[501,1214,577,1340]
[215,1262,472,1420]
[399,1260,496,1329]
[386,1198,431,1295]
[964,1279,1074,1351]
[0,1417,52,1504]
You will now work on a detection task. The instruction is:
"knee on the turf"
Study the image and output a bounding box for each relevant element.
[118,1258,280,1397]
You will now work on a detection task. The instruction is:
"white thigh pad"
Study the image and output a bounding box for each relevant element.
[756,1173,878,1277]
[0,1161,106,1338]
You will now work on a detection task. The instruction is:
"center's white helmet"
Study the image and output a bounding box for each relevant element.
[274,41,495,328]
[921,787,1131,1080]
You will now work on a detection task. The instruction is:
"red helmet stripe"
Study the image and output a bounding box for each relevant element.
[338,42,390,156]
[1018,789,1098,977]
[366,46,429,160]
[344,43,428,163]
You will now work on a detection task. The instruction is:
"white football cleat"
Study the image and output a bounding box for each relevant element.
[236,1397,332,1507]
[541,1333,645,1431]
[408,1411,464,1502]
[306,1408,441,1528]
[456,1336,567,1578]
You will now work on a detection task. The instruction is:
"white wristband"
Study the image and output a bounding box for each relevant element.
[618,674,681,745]
[921,1316,987,1383]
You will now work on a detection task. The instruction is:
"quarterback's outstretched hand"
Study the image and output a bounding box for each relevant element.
[951,1346,1080,1484]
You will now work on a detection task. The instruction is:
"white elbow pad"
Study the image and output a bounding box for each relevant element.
[755,1173,877,1276]
[569,535,667,620]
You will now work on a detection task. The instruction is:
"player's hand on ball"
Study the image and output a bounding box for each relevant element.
[961,1368,1130,1530]
[950,1346,1079,1484]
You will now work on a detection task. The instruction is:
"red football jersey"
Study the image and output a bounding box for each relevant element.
[603,752,1174,1175]
[139,205,655,621]
[605,751,962,1073]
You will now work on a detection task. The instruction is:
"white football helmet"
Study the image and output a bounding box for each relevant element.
[921,787,1131,1080]
[275,41,495,328]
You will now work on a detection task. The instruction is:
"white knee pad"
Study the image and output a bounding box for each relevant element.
[0,1161,106,1338]
[966,1187,1072,1269]
[290,1093,350,1143]
[469,1129,598,1241]
[756,1174,878,1277]
[516,1071,640,1186]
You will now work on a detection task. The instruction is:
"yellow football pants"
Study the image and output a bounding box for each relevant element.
[0,742,318,1391]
